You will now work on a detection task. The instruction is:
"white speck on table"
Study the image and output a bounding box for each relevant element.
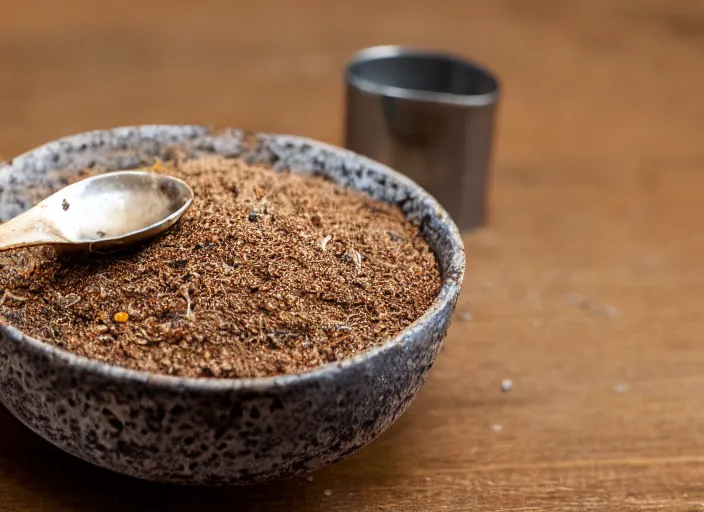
[614,383,629,393]
[501,379,513,392]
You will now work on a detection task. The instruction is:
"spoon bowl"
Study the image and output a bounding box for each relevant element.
[0,171,193,252]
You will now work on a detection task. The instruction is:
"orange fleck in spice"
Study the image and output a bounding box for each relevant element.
[113,312,129,323]
[148,159,164,172]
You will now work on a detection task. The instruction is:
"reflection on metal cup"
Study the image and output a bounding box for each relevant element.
[344,45,500,231]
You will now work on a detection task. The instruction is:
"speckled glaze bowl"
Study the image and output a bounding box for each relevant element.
[0,126,464,485]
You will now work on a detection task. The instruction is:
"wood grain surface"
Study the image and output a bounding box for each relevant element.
[2,0,704,510]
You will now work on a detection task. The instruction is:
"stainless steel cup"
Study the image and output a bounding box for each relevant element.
[344,46,500,231]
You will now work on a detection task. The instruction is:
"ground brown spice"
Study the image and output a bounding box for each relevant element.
[0,156,441,378]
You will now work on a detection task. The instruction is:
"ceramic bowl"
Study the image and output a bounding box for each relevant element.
[0,126,464,485]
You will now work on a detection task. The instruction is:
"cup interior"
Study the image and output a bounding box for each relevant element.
[347,47,498,98]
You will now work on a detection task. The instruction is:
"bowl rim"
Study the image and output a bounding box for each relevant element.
[0,125,465,392]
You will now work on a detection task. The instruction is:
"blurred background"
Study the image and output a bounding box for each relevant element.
[2,0,704,510]
[3,0,700,161]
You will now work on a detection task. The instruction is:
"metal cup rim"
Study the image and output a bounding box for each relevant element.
[346,45,500,107]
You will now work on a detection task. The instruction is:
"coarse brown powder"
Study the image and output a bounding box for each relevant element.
[0,156,441,378]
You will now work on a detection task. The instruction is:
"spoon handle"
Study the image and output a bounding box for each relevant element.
[0,207,67,252]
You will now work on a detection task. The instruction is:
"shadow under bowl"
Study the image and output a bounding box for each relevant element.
[0,126,465,485]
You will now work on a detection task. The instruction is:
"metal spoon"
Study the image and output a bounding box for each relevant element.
[0,171,194,253]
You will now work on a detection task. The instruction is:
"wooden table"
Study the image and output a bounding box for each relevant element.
[2,0,703,510]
